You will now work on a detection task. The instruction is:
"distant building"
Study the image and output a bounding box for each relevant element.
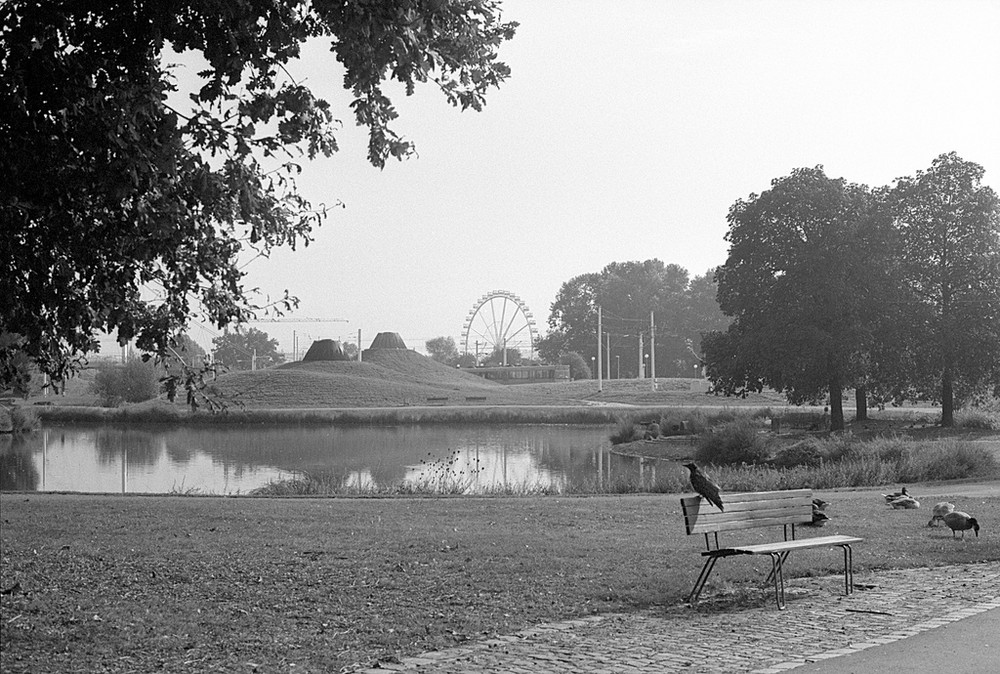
[464,364,570,385]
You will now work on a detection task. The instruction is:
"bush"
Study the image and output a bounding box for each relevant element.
[770,437,825,468]
[956,407,1000,430]
[609,417,643,445]
[90,359,160,407]
[559,351,591,380]
[695,418,773,465]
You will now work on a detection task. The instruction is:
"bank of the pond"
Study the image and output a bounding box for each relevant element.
[29,401,773,426]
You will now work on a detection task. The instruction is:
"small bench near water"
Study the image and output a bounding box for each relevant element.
[681,488,863,609]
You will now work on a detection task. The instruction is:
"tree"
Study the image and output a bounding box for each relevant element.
[425,336,460,365]
[885,153,1000,425]
[559,352,591,381]
[483,347,522,367]
[0,1,517,390]
[90,358,160,407]
[540,261,721,378]
[538,272,602,363]
[707,167,886,430]
[212,328,284,371]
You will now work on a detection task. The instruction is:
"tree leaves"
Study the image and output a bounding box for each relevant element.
[1,1,517,390]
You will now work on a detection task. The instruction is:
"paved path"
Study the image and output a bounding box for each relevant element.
[355,562,1000,673]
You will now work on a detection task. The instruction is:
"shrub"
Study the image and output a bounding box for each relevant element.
[559,351,591,380]
[770,437,825,468]
[956,407,1000,430]
[90,359,160,407]
[695,418,773,465]
[609,417,643,445]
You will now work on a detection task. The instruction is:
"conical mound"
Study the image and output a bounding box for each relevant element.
[368,332,407,350]
[302,339,348,361]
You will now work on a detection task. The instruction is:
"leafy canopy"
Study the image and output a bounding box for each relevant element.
[0,0,517,390]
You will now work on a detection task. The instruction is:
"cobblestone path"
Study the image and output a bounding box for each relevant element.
[355,561,1000,673]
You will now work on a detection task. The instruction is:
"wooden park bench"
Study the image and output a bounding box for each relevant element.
[681,489,862,609]
[426,396,449,405]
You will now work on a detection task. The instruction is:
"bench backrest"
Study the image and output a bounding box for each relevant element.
[681,489,813,537]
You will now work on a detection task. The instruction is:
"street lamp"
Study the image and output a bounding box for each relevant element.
[590,356,596,379]
[644,353,649,378]
[615,355,620,379]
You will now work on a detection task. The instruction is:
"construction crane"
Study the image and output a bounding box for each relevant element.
[250,317,349,323]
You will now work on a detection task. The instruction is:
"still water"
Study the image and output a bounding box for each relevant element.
[0,424,619,495]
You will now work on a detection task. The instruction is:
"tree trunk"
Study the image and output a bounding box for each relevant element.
[855,386,868,421]
[829,378,845,431]
[941,365,955,427]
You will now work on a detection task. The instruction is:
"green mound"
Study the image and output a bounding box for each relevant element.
[213,349,503,408]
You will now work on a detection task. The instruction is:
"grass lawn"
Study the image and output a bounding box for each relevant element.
[2,484,999,672]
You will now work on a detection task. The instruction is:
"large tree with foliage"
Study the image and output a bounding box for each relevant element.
[0,0,517,391]
[884,153,1000,425]
[706,167,889,430]
[539,261,722,378]
[212,328,283,371]
[425,336,460,365]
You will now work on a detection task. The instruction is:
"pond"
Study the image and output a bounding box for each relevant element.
[0,423,630,495]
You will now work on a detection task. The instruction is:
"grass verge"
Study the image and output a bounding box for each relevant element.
[2,487,999,673]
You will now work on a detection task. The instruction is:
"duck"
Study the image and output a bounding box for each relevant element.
[812,497,830,511]
[927,502,956,527]
[942,511,980,539]
[882,487,909,504]
[889,495,920,509]
[805,509,830,527]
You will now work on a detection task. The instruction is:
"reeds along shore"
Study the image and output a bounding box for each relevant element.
[32,403,638,426]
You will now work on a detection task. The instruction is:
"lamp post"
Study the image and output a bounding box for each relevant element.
[616,355,620,379]
[644,353,649,378]
[591,356,596,379]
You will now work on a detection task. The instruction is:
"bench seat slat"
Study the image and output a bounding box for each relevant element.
[683,496,813,515]
[687,514,809,534]
[710,535,864,556]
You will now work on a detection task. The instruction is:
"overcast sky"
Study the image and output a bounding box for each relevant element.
[167,0,999,356]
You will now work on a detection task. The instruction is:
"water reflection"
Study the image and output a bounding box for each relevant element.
[0,434,40,491]
[1,424,615,495]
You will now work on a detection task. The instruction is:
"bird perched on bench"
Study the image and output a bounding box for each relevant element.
[683,462,724,511]
[882,487,909,504]
[942,511,980,539]
[928,502,955,527]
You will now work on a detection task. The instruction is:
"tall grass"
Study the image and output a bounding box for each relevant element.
[38,403,651,426]
[630,436,1000,494]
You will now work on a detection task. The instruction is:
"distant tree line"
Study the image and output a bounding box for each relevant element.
[535,260,729,380]
[703,152,1000,429]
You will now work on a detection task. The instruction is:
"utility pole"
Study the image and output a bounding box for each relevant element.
[650,310,656,391]
[638,332,644,379]
[358,329,362,362]
[596,305,602,392]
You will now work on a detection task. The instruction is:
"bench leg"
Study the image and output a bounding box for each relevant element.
[841,544,855,596]
[769,552,787,610]
[687,556,720,605]
[764,551,791,585]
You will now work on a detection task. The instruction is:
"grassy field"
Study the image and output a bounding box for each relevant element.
[23,348,790,412]
[2,485,998,673]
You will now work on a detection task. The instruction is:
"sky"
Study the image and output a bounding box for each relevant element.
[161,0,999,357]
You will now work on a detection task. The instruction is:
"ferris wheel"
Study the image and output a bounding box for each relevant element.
[462,290,537,363]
